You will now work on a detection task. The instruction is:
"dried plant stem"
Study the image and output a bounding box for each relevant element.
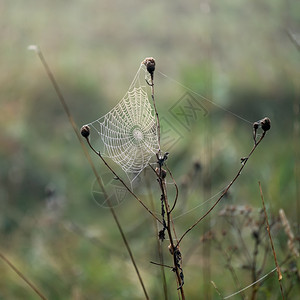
[161,177,185,299]
[165,165,179,213]
[211,281,223,299]
[107,199,149,299]
[177,132,267,246]
[147,177,168,300]
[258,182,284,299]
[150,82,161,155]
[257,242,269,277]
[225,218,252,266]
[85,138,161,224]
[150,162,184,297]
[279,209,299,258]
[251,237,259,298]
[218,245,245,299]
[164,165,179,242]
[147,68,185,299]
[32,46,150,299]
[224,267,277,299]
[150,261,173,269]
[0,252,47,300]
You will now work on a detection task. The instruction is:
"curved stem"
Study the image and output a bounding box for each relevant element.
[177,132,267,247]
[86,137,162,224]
[148,68,185,298]
[166,165,179,213]
[149,77,161,156]
[0,252,47,300]
[33,47,150,299]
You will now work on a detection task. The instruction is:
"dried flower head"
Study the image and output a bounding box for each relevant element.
[80,125,90,138]
[253,117,271,132]
[261,117,271,132]
[253,122,260,130]
[142,57,156,76]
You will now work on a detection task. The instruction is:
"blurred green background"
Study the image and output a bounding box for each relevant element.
[1,0,299,299]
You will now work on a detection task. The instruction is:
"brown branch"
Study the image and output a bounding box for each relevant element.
[150,261,173,269]
[259,182,284,299]
[31,46,150,299]
[0,252,47,300]
[85,137,162,225]
[143,57,161,155]
[165,165,179,213]
[147,176,169,300]
[177,128,268,247]
[144,57,185,299]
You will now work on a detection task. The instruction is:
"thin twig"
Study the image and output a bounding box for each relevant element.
[211,281,223,299]
[161,165,179,243]
[150,261,173,269]
[165,165,179,214]
[177,131,267,247]
[86,137,162,224]
[0,252,47,300]
[147,175,168,300]
[259,182,284,299]
[224,267,277,299]
[145,59,185,299]
[159,166,184,298]
[150,77,161,155]
[211,235,245,299]
[30,46,150,299]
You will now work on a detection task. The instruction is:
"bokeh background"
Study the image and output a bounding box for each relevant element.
[1,0,299,299]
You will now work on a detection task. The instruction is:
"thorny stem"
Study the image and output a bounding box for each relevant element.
[0,252,47,300]
[177,131,267,247]
[32,46,150,299]
[259,182,284,299]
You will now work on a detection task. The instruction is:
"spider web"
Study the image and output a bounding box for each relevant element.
[87,64,159,183]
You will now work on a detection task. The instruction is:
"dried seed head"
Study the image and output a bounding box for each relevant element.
[80,125,90,138]
[261,117,271,132]
[253,117,271,132]
[253,122,259,130]
[142,57,156,75]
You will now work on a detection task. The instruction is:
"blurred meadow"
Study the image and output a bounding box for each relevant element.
[0,0,299,299]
